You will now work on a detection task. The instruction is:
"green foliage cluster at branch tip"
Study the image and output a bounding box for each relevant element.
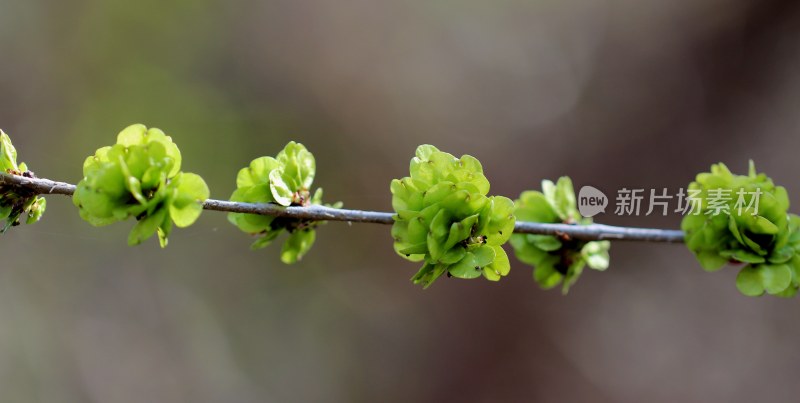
[391,145,515,288]
[72,124,209,247]
[228,141,341,264]
[510,177,610,294]
[0,131,46,231]
[682,161,800,297]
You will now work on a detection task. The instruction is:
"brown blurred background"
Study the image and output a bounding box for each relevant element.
[2,0,800,401]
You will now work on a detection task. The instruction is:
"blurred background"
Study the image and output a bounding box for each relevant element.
[1,0,800,401]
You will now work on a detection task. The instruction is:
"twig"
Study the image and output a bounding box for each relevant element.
[0,173,76,196]
[0,172,685,243]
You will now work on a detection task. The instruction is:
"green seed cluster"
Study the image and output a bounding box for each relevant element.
[391,145,515,288]
[510,177,610,293]
[0,132,46,232]
[228,141,339,264]
[682,162,800,297]
[73,124,209,247]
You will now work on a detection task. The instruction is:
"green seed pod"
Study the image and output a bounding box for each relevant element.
[228,141,339,263]
[0,131,47,232]
[73,124,209,247]
[681,161,800,297]
[510,177,610,294]
[391,145,515,288]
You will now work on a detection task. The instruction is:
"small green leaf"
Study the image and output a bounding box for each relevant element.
[412,263,447,289]
[696,251,729,272]
[736,264,793,296]
[731,249,766,264]
[749,215,780,235]
[157,212,172,248]
[483,245,511,281]
[528,235,562,252]
[281,229,316,264]
[251,230,281,250]
[269,169,294,206]
[128,208,167,246]
[533,262,563,290]
[399,243,428,256]
[239,157,280,187]
[415,145,439,161]
[514,191,559,223]
[0,131,19,171]
[448,255,485,279]
[169,173,209,228]
[553,176,578,220]
[444,214,479,250]
[440,247,467,264]
[25,198,46,224]
[762,264,793,295]
[116,124,147,146]
[584,249,610,271]
[0,205,11,221]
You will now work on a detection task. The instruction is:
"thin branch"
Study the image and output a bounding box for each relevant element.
[514,221,684,243]
[0,172,685,243]
[0,173,76,196]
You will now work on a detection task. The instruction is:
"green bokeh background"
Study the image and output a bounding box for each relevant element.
[2,1,800,401]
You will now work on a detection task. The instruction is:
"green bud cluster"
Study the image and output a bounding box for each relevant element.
[682,162,800,297]
[391,145,515,288]
[73,124,209,247]
[510,177,610,293]
[0,131,46,232]
[228,141,338,263]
